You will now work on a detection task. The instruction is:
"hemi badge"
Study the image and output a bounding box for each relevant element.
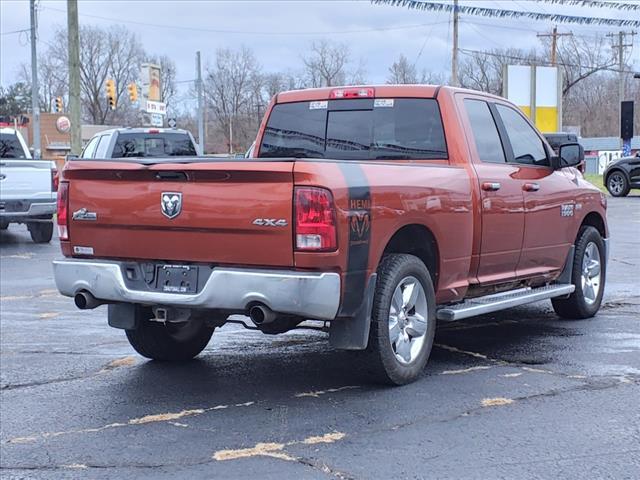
[73,246,94,255]
[72,208,97,221]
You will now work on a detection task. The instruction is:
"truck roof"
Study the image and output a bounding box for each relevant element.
[274,84,506,104]
[95,127,192,136]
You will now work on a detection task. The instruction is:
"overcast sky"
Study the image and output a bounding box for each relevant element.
[1,0,638,97]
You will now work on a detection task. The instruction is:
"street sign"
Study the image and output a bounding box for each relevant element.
[150,113,164,127]
[167,117,177,128]
[145,100,166,115]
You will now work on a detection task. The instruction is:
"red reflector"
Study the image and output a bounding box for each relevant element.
[51,167,59,192]
[330,87,374,99]
[57,181,69,241]
[295,187,337,252]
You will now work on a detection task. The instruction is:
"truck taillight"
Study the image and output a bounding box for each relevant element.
[295,187,337,251]
[57,181,69,241]
[51,167,59,192]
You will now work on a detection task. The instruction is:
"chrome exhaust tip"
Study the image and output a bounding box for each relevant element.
[249,304,276,325]
[74,291,102,310]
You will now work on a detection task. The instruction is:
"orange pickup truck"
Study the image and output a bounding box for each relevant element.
[53,85,608,385]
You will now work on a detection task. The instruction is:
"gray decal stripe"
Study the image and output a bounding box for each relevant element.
[336,162,372,317]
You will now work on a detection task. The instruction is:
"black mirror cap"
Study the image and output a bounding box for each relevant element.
[553,142,584,169]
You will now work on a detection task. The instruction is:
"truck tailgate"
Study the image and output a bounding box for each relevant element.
[64,160,295,266]
[0,160,53,200]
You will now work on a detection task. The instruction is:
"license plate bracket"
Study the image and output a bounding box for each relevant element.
[157,265,198,294]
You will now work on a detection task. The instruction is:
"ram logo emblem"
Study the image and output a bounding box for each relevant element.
[161,192,182,219]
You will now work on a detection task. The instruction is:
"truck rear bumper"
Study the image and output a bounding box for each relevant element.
[0,200,56,218]
[52,259,341,320]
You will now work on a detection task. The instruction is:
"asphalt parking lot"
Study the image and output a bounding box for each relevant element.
[1,196,638,479]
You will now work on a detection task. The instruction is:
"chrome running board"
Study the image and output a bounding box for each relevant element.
[436,284,575,322]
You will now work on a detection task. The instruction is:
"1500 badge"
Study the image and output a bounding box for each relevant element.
[560,204,575,217]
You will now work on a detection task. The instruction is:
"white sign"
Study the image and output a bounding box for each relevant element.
[309,101,327,110]
[598,150,622,174]
[150,113,164,127]
[167,117,177,128]
[55,116,71,133]
[145,100,167,115]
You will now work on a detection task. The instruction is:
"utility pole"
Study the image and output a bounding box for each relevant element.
[195,51,204,155]
[537,26,572,66]
[451,0,459,87]
[67,0,81,155]
[607,30,636,147]
[29,0,40,159]
[229,117,233,155]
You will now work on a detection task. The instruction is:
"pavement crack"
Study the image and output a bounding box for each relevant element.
[6,402,255,445]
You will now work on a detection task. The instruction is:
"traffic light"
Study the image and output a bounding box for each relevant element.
[127,83,138,103]
[54,97,63,113]
[105,79,116,110]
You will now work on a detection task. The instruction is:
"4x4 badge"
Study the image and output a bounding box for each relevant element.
[161,192,182,219]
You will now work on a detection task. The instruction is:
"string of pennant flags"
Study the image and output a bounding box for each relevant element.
[535,0,640,11]
[372,1,640,27]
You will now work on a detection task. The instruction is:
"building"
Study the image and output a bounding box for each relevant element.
[580,136,639,174]
[16,113,118,167]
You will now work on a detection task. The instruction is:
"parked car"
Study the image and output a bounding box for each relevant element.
[603,154,640,197]
[79,127,199,159]
[0,128,57,243]
[53,85,608,385]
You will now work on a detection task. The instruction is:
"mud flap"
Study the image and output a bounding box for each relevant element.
[108,303,146,330]
[329,274,376,350]
[556,245,575,285]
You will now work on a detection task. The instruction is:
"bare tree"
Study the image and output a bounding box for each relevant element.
[387,54,419,84]
[550,34,616,96]
[204,46,263,152]
[458,48,539,95]
[301,40,350,87]
[34,25,145,125]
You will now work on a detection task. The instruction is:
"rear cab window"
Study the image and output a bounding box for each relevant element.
[464,99,506,164]
[112,133,197,158]
[0,133,28,159]
[259,98,447,160]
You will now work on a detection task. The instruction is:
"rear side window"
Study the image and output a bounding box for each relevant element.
[81,136,100,159]
[94,135,111,159]
[464,99,505,164]
[496,105,548,166]
[0,133,27,158]
[260,98,447,160]
[112,133,197,158]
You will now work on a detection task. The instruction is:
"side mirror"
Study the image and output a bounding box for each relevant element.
[65,153,79,161]
[553,143,584,169]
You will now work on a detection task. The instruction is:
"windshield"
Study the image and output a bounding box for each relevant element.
[259,98,447,160]
[112,132,197,158]
[0,133,28,159]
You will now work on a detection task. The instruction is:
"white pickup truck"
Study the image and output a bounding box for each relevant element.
[0,128,57,243]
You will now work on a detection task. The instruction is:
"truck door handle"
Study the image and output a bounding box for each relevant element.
[482,182,501,191]
[523,182,540,192]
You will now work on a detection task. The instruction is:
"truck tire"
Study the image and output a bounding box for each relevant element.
[28,222,53,243]
[606,171,629,197]
[552,226,606,319]
[125,320,214,361]
[363,254,436,385]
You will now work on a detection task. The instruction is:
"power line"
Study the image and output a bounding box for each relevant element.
[41,6,450,36]
[458,47,635,74]
[1,28,30,36]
